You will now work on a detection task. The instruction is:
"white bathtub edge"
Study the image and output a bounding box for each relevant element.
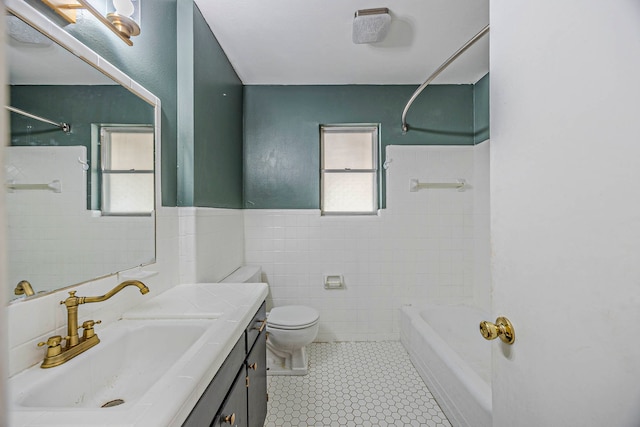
[400,305,492,427]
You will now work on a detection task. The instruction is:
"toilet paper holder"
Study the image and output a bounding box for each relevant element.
[324,275,345,290]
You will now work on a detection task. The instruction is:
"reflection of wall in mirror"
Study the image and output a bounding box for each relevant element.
[9,84,154,208]
[5,146,154,301]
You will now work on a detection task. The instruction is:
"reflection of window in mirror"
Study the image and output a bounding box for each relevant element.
[92,125,154,215]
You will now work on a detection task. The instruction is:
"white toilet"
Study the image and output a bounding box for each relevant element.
[222,266,320,376]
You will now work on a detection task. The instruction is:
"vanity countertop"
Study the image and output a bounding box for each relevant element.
[8,282,268,427]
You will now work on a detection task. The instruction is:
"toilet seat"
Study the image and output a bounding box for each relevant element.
[268,305,319,330]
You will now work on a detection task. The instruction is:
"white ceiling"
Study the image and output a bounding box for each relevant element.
[195,0,489,85]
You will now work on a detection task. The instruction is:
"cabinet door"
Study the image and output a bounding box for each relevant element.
[246,302,266,353]
[213,369,248,427]
[246,329,267,427]
[182,338,245,427]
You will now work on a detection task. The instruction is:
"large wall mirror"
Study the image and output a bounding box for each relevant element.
[4,3,159,302]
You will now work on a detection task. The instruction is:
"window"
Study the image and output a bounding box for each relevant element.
[100,126,154,215]
[320,125,379,215]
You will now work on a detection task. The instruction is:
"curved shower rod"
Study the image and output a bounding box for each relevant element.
[401,24,490,135]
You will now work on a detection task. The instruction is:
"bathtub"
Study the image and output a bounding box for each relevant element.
[400,304,492,427]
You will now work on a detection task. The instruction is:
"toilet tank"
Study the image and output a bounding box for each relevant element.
[221,266,262,283]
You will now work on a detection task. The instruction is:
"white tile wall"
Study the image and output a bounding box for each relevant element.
[244,145,490,342]
[178,207,245,284]
[5,147,154,300]
[195,208,244,282]
[5,144,488,372]
[6,207,180,376]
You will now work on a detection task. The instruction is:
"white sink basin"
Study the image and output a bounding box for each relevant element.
[12,319,214,409]
[9,282,269,427]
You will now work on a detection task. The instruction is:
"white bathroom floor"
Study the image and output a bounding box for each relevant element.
[265,341,452,427]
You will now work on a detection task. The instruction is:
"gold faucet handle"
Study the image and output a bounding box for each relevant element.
[81,320,102,339]
[37,335,69,358]
[38,335,63,348]
[81,320,102,329]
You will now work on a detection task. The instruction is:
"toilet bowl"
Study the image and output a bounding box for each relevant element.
[221,266,320,376]
[266,305,319,376]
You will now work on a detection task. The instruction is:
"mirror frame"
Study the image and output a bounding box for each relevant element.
[5,0,162,302]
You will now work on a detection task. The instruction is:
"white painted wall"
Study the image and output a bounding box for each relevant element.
[473,140,491,311]
[491,1,640,425]
[244,144,490,341]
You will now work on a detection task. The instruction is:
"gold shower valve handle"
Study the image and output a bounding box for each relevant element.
[479,316,515,345]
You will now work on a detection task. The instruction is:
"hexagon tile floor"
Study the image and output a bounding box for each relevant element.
[265,341,452,427]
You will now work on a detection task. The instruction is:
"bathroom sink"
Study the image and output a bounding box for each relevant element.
[12,319,215,409]
[9,282,269,427]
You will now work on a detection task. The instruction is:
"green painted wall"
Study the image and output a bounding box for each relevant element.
[17,2,488,210]
[25,0,179,206]
[9,85,153,148]
[474,73,490,143]
[24,0,244,208]
[192,6,243,208]
[243,85,475,209]
[174,2,244,208]
[9,84,153,207]
[176,0,195,206]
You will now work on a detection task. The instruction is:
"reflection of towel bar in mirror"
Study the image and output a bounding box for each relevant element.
[6,180,62,193]
[409,178,466,192]
[6,106,71,134]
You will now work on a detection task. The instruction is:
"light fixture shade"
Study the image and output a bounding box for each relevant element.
[352,8,391,44]
[106,0,141,38]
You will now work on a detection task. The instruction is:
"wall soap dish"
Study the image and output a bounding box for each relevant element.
[324,275,345,290]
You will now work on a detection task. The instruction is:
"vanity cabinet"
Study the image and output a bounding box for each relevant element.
[183,302,267,427]
[246,314,267,427]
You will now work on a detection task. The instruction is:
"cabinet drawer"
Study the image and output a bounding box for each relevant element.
[245,302,266,353]
[182,337,245,427]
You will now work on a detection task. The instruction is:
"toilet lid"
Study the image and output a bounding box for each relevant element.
[268,305,319,329]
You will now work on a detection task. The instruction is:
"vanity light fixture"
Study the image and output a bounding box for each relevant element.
[41,0,141,46]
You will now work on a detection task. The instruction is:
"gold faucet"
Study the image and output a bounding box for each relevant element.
[14,280,35,297]
[38,280,149,368]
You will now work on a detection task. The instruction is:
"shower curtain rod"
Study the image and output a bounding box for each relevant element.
[401,24,490,135]
[5,105,71,133]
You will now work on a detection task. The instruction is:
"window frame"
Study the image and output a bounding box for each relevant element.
[99,125,155,217]
[320,124,381,216]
